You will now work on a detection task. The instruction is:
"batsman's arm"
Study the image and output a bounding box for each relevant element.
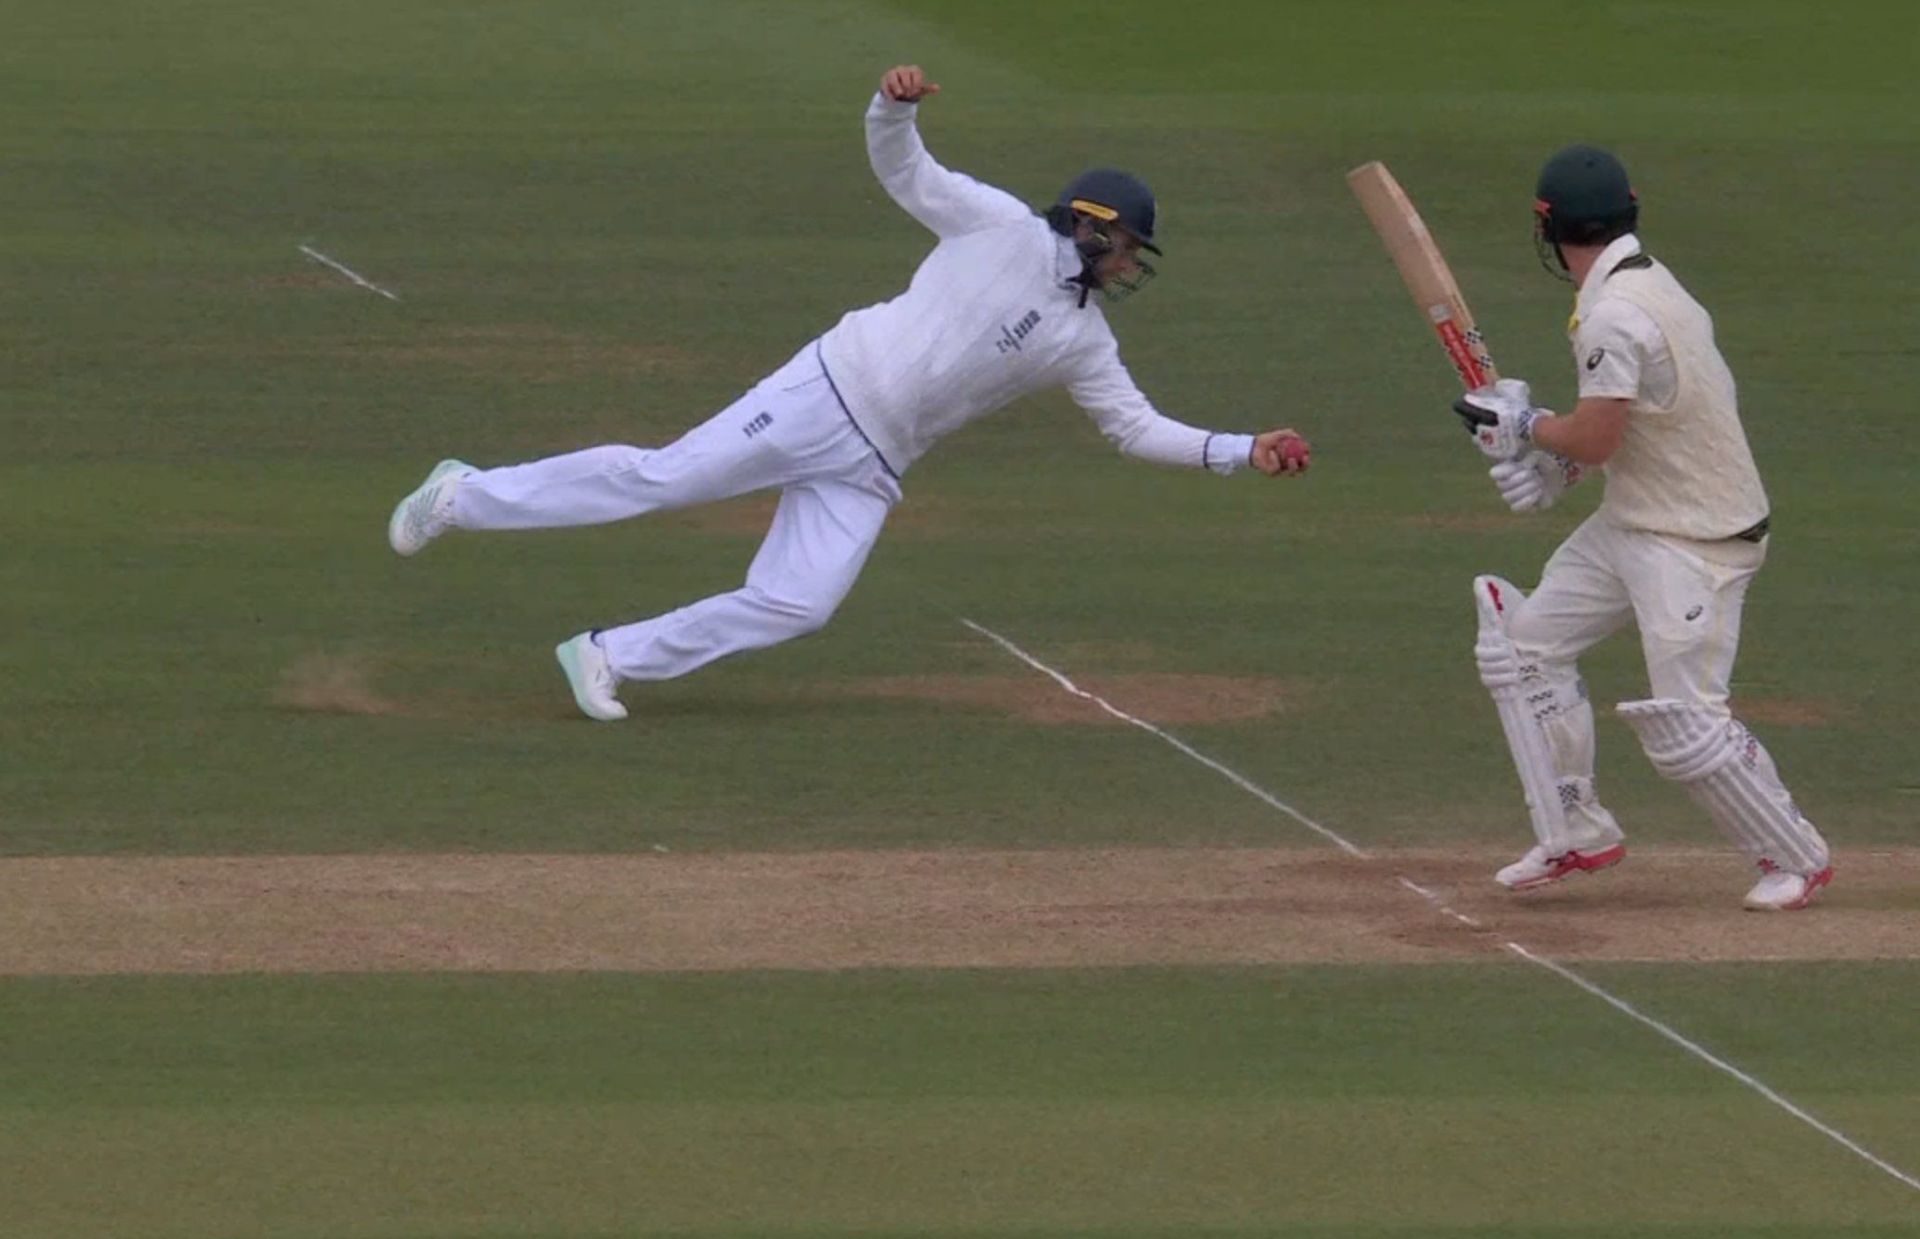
[866,70,1031,238]
[1532,300,1650,465]
[1529,397,1630,465]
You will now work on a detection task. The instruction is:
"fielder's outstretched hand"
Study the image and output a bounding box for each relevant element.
[1251,429,1311,477]
[881,65,941,103]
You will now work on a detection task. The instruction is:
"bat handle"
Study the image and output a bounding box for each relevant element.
[1452,396,1496,433]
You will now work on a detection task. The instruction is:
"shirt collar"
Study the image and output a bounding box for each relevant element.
[1577,233,1645,309]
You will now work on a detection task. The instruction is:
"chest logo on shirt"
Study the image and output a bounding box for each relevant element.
[1586,347,1607,371]
[996,310,1043,354]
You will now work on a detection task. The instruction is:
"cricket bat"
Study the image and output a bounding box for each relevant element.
[1346,161,1498,391]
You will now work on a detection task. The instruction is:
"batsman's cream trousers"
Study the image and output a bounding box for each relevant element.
[1507,512,1766,712]
[450,342,900,681]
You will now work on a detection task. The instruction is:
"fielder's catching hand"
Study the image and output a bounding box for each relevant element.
[1489,450,1581,512]
[1251,429,1311,477]
[1455,377,1538,461]
[881,65,941,103]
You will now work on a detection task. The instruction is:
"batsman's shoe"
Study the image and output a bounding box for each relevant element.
[555,631,628,722]
[1495,842,1626,890]
[1743,861,1834,912]
[388,459,473,556]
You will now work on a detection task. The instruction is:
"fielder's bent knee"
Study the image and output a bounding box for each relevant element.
[743,586,839,636]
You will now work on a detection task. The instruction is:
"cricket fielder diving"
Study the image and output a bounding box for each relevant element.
[387,65,1310,721]
[1456,144,1833,911]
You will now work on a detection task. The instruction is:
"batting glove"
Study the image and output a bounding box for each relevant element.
[1490,450,1582,513]
[1455,378,1538,461]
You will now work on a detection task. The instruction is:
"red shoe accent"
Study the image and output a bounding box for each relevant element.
[1781,865,1834,911]
[1507,843,1627,889]
[1553,843,1627,879]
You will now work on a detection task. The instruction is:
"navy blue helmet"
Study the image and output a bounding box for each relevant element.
[1054,168,1160,254]
[1046,167,1162,305]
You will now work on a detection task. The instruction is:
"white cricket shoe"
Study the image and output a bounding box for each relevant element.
[1743,861,1834,911]
[555,631,628,722]
[1495,842,1627,890]
[388,459,474,556]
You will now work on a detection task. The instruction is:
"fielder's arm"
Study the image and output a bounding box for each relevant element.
[867,69,1031,238]
[1066,337,1306,476]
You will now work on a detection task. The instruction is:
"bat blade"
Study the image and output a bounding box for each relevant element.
[1347,160,1498,391]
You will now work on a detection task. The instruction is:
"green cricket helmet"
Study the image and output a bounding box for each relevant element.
[1533,144,1638,278]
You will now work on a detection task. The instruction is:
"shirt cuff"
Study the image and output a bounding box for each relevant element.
[1204,433,1256,475]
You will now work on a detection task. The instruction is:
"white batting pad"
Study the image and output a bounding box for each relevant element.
[1475,576,1621,854]
[1617,698,1830,873]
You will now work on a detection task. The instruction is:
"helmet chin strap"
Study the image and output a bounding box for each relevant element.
[1047,202,1106,306]
[1075,226,1116,305]
[1533,217,1574,284]
[1048,203,1154,306]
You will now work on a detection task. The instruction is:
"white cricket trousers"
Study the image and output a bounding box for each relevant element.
[1505,510,1758,706]
[1507,511,1763,709]
[1505,511,1828,872]
[448,342,901,681]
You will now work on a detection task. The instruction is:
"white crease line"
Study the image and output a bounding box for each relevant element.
[959,618,1366,857]
[298,244,401,301]
[966,617,1920,1196]
[1506,942,1920,1193]
[1398,875,1482,929]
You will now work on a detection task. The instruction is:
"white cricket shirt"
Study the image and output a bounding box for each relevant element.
[816,94,1253,477]
[1571,234,1769,543]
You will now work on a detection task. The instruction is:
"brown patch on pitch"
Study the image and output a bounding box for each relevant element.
[1,846,1914,976]
[1381,846,1920,964]
[842,674,1293,725]
[0,850,1466,975]
[272,653,573,723]
[1732,698,1845,727]
[274,653,408,717]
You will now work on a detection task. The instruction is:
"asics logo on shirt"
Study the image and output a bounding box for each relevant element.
[996,310,1042,354]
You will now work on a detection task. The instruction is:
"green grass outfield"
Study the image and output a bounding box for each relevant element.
[4,964,1918,1237]
[1,0,1913,853]
[1,1,1915,1236]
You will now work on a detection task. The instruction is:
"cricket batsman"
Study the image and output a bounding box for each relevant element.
[1456,144,1833,911]
[387,65,1310,721]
